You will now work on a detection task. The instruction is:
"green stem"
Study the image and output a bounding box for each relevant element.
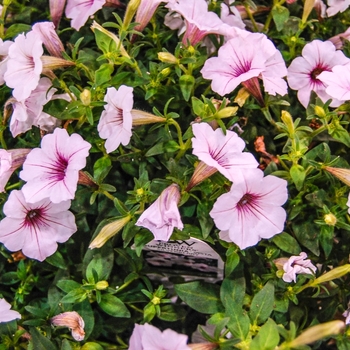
[102,190,116,201]
[0,0,11,39]
[244,3,259,32]
[168,118,184,149]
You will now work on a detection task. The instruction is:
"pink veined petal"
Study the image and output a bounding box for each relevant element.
[0,299,21,323]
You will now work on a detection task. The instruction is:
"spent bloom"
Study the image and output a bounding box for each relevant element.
[287,40,350,108]
[65,0,106,31]
[129,323,190,350]
[97,85,133,153]
[51,311,85,341]
[201,30,287,103]
[0,190,77,261]
[210,168,288,250]
[0,298,21,323]
[190,122,258,184]
[4,31,43,101]
[165,0,225,46]
[282,252,317,283]
[20,128,91,203]
[0,148,31,192]
[136,184,183,241]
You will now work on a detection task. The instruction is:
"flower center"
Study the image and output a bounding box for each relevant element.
[25,209,42,227]
[237,193,255,210]
[310,65,330,81]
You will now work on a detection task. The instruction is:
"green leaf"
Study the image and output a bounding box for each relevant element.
[94,63,114,86]
[225,249,240,276]
[4,23,31,39]
[56,280,81,293]
[61,339,74,350]
[60,288,87,303]
[45,251,67,270]
[272,5,290,31]
[158,304,186,322]
[250,319,280,350]
[179,75,195,101]
[290,164,306,191]
[175,281,224,314]
[29,327,57,350]
[272,232,302,255]
[220,277,246,308]
[98,294,131,318]
[250,281,275,325]
[81,343,104,350]
[293,221,320,256]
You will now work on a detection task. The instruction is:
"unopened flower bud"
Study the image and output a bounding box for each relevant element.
[324,213,337,226]
[159,67,172,79]
[51,311,85,341]
[188,344,217,350]
[131,110,165,126]
[308,264,350,287]
[95,280,109,290]
[158,52,178,64]
[41,56,75,71]
[123,0,141,30]
[281,110,294,131]
[49,0,66,28]
[89,215,131,249]
[323,166,350,186]
[80,89,91,106]
[314,105,326,118]
[186,161,217,192]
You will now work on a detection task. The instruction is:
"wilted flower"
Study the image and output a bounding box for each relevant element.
[136,184,183,241]
[282,252,317,283]
[165,0,225,46]
[188,122,258,188]
[0,298,21,323]
[20,128,91,203]
[51,311,85,341]
[287,40,350,108]
[210,168,288,250]
[201,30,287,103]
[129,323,190,350]
[0,190,77,261]
[0,148,31,192]
[65,0,106,31]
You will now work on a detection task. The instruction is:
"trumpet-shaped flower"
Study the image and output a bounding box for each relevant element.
[210,168,288,250]
[97,85,133,153]
[220,0,245,30]
[0,39,13,85]
[326,0,350,16]
[4,31,43,101]
[135,0,168,33]
[287,40,350,108]
[165,0,225,46]
[0,299,21,323]
[129,323,190,350]
[201,30,287,98]
[65,0,106,31]
[282,252,317,283]
[191,122,258,183]
[20,128,91,203]
[0,190,77,261]
[0,148,31,192]
[51,311,85,341]
[136,184,183,241]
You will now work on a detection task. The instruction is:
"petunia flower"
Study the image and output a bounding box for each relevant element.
[187,122,258,190]
[210,168,288,250]
[326,0,350,16]
[129,323,190,350]
[282,252,317,283]
[0,148,31,192]
[136,184,183,241]
[0,298,21,323]
[97,85,133,153]
[165,0,225,46]
[134,0,168,33]
[0,190,77,261]
[201,30,287,104]
[328,27,350,49]
[51,311,85,341]
[317,63,350,103]
[20,128,91,204]
[65,0,106,31]
[49,0,67,28]
[220,0,245,30]
[287,40,350,108]
[6,77,57,137]
[4,31,43,102]
[0,39,13,85]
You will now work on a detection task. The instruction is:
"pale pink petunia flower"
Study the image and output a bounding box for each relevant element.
[7,77,57,137]
[20,128,91,204]
[50,0,67,28]
[0,39,13,85]
[0,190,77,261]
[282,252,317,283]
[347,192,350,214]
[287,40,350,108]
[0,148,31,192]
[326,0,350,16]
[201,30,288,102]
[51,311,85,341]
[191,122,258,183]
[129,323,190,350]
[329,27,350,49]
[65,0,106,31]
[220,0,245,30]
[4,31,43,101]
[135,0,168,33]
[97,85,133,153]
[0,298,21,323]
[210,168,288,250]
[136,184,183,241]
[165,0,225,46]
[317,63,350,102]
